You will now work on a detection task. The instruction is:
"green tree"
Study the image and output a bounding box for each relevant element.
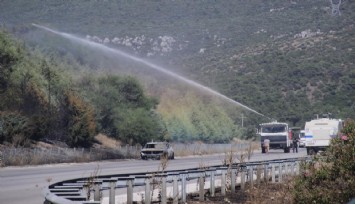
[0,32,22,95]
[79,75,161,144]
[113,108,164,144]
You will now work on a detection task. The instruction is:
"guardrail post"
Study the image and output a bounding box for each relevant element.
[82,183,90,200]
[145,176,151,204]
[249,166,253,187]
[291,162,295,176]
[298,161,303,175]
[209,169,216,197]
[103,178,117,204]
[231,168,237,193]
[172,173,179,204]
[199,172,205,201]
[264,164,268,182]
[181,171,188,203]
[109,179,116,204]
[285,162,288,177]
[272,164,276,183]
[93,180,102,202]
[278,163,283,183]
[127,177,134,204]
[220,167,227,196]
[241,168,246,190]
[256,165,262,185]
[156,174,167,204]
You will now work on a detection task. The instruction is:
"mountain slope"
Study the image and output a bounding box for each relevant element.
[1,0,353,128]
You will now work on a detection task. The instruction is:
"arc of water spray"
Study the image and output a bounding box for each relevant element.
[32,23,267,117]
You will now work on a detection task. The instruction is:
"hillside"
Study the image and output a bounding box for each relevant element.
[0,0,354,138]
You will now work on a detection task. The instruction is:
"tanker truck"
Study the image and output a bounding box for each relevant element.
[259,121,292,153]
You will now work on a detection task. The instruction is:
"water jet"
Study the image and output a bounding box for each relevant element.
[32,23,266,117]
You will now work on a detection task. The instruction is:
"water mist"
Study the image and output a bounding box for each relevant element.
[32,23,266,117]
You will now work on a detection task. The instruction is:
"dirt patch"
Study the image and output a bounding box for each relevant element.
[187,180,293,204]
[94,134,121,148]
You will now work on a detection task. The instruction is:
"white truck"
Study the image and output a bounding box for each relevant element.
[305,117,343,155]
[299,130,306,147]
[259,121,292,153]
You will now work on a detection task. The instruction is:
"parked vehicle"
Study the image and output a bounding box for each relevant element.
[259,121,292,153]
[140,142,174,160]
[305,117,343,155]
[299,130,306,147]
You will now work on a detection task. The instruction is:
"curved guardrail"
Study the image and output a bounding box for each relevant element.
[43,157,311,204]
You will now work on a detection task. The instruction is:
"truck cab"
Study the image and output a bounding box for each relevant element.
[299,130,306,147]
[259,121,291,153]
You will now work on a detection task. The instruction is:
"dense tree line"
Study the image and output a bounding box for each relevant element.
[0,31,241,147]
[0,32,165,147]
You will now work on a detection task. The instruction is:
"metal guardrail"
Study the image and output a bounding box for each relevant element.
[43,157,311,204]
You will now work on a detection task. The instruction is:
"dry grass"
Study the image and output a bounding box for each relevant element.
[0,139,259,167]
[222,140,259,193]
[0,145,139,166]
[173,140,258,157]
[94,134,121,148]
[148,153,170,202]
[188,179,294,204]
[84,164,101,200]
[242,179,294,204]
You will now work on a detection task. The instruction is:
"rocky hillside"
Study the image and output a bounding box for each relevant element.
[1,0,354,128]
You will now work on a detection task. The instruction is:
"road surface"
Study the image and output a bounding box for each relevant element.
[0,148,306,204]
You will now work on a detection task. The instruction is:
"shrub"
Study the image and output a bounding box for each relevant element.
[293,119,355,204]
[0,112,34,146]
[60,90,96,147]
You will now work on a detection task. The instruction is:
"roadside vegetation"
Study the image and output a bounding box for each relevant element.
[0,31,162,148]
[188,119,355,204]
[0,31,246,151]
[292,119,355,203]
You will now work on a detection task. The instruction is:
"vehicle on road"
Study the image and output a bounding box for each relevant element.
[140,141,174,160]
[259,121,292,153]
[299,130,306,147]
[305,117,343,155]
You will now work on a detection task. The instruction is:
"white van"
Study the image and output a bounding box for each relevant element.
[305,118,343,155]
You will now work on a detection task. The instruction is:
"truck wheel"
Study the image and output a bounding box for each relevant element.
[307,148,315,155]
[284,147,290,153]
[262,147,266,154]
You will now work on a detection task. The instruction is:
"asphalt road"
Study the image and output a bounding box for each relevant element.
[0,148,307,204]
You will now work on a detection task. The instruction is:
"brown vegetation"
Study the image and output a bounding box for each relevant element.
[188,180,293,204]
